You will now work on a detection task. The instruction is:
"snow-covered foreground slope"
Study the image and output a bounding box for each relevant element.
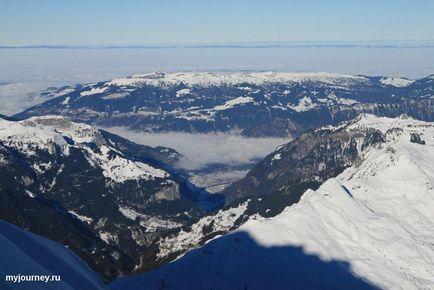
[0,220,107,290]
[111,115,434,290]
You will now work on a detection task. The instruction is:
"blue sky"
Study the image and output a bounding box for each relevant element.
[1,0,434,45]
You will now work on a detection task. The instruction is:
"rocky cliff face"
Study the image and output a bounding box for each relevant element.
[224,115,387,203]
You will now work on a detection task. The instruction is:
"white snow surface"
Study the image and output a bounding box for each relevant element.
[288,96,317,112]
[156,200,250,260]
[101,92,129,100]
[0,220,106,290]
[271,153,281,164]
[111,115,434,290]
[380,77,414,87]
[214,96,254,111]
[175,88,191,97]
[68,210,93,224]
[118,206,182,234]
[99,231,118,245]
[80,86,109,96]
[60,96,70,105]
[94,145,168,183]
[325,92,360,105]
[106,71,369,88]
[118,206,146,220]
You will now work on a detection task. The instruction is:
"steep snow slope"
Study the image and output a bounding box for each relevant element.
[111,115,434,290]
[0,220,106,290]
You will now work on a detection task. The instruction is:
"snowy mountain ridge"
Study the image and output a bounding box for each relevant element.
[0,115,169,183]
[16,71,434,138]
[106,71,370,88]
[111,114,434,290]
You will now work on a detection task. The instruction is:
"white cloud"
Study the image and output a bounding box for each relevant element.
[0,82,53,115]
[102,128,290,171]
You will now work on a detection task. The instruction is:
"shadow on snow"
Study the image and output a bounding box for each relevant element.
[111,231,379,290]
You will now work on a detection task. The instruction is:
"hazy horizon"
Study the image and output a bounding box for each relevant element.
[1,46,434,116]
[2,40,434,48]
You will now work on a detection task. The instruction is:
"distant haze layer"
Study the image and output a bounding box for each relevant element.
[1,47,434,115]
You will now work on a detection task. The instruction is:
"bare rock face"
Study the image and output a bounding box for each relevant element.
[410,132,426,145]
[154,182,181,201]
[223,114,392,205]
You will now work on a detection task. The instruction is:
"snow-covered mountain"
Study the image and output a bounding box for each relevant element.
[140,114,432,265]
[14,72,434,137]
[110,114,434,290]
[0,115,223,279]
[0,220,107,290]
[147,115,414,261]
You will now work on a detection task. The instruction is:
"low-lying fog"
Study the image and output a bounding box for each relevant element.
[102,128,290,171]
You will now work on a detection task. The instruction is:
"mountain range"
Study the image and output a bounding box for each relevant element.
[14,72,434,138]
[4,113,432,289]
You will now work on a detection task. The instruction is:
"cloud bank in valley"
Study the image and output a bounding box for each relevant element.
[0,82,55,115]
[102,128,290,171]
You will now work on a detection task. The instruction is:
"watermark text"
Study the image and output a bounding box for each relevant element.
[5,274,61,283]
